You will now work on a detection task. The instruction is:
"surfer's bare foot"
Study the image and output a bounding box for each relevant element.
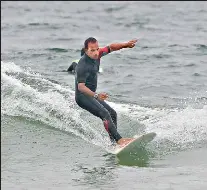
[117,138,135,147]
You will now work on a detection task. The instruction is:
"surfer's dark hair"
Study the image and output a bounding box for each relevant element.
[84,37,97,49]
[81,48,85,56]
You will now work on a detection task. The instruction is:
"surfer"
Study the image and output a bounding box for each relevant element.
[75,37,137,146]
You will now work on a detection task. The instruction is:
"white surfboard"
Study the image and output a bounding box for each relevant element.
[115,132,157,159]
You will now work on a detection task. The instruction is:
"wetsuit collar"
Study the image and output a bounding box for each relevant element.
[84,53,96,63]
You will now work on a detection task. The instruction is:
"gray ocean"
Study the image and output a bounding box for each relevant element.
[1,1,207,190]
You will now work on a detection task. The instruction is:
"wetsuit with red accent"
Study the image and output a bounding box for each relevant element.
[75,46,122,143]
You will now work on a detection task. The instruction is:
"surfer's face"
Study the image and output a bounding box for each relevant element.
[85,41,99,60]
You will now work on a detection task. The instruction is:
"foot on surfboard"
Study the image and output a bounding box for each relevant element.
[117,138,135,147]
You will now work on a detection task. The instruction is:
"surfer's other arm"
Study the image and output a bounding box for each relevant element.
[78,83,108,101]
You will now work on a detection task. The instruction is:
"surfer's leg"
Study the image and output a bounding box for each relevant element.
[76,95,122,143]
[97,100,117,128]
[97,100,117,144]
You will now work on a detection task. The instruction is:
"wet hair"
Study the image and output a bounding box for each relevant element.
[81,48,85,56]
[84,37,97,49]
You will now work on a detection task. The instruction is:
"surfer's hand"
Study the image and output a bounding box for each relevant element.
[98,93,108,101]
[126,39,138,48]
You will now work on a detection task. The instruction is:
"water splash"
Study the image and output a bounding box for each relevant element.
[1,61,110,149]
[2,61,207,155]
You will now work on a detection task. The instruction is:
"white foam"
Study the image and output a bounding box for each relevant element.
[1,61,23,73]
[107,100,207,145]
[141,105,207,143]
[1,61,108,148]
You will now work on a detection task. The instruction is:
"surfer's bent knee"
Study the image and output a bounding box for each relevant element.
[99,108,110,120]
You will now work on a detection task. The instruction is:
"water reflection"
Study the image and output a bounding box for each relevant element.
[116,146,151,167]
[73,147,154,189]
[72,154,118,189]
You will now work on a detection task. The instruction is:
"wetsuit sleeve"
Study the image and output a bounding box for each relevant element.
[67,62,77,72]
[99,46,111,58]
[76,66,90,83]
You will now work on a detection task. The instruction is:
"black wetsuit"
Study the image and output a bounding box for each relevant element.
[75,47,122,143]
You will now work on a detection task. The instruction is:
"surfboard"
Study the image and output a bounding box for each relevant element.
[115,132,157,159]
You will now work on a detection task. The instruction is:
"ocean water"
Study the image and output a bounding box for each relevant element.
[1,1,207,190]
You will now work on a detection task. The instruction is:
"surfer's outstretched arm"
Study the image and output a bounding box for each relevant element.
[98,39,138,58]
[108,39,138,52]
